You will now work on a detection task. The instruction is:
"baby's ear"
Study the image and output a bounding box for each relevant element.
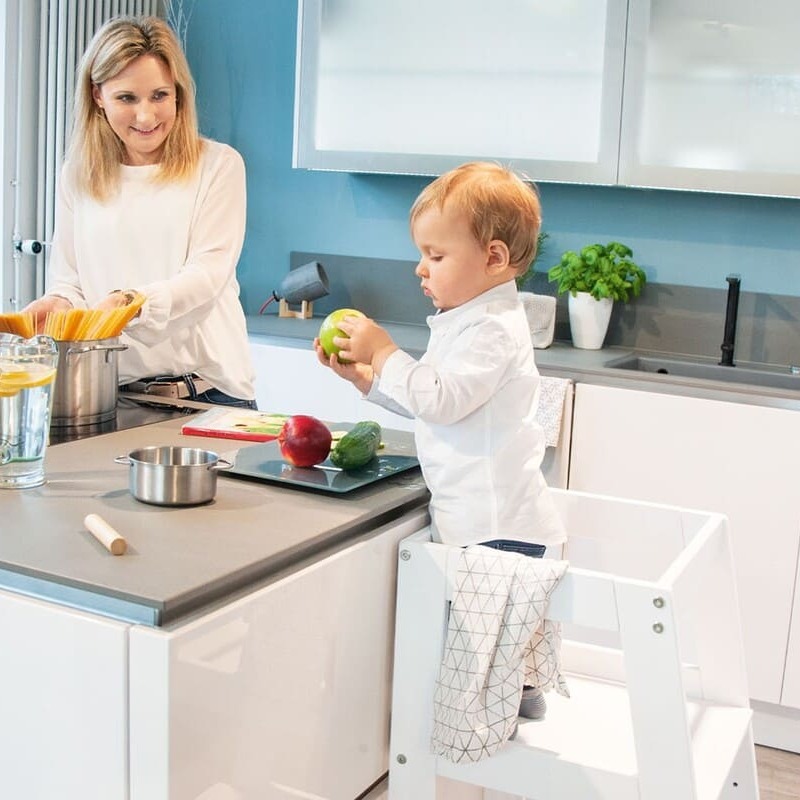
[486,240,511,273]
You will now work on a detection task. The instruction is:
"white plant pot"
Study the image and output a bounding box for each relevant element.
[568,292,613,350]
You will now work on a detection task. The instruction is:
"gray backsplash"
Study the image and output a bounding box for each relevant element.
[292,252,800,367]
[289,251,433,324]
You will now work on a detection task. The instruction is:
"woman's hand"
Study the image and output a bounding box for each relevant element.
[313,336,374,394]
[23,295,73,333]
[94,289,143,314]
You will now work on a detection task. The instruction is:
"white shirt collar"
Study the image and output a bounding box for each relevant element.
[427,280,518,328]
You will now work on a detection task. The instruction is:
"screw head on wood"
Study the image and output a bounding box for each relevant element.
[653,597,665,608]
[400,550,411,561]
[653,622,664,634]
[396,754,407,764]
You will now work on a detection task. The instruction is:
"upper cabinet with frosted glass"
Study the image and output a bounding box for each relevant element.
[293,0,629,183]
[619,0,800,197]
[294,1,800,198]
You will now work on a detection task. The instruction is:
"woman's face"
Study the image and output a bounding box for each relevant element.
[92,54,177,166]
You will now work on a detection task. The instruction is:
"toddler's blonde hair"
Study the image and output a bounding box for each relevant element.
[410,162,542,274]
[69,15,202,200]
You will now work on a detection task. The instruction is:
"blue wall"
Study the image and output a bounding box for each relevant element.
[186,1,800,315]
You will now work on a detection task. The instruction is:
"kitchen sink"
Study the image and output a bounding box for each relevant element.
[604,354,800,392]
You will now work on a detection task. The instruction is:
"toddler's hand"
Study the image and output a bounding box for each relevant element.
[335,316,397,373]
[313,337,374,394]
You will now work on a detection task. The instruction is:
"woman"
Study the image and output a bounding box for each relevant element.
[25,16,255,407]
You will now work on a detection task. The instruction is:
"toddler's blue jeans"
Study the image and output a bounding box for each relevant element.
[478,539,546,559]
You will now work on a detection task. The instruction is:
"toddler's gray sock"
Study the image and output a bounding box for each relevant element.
[519,686,547,720]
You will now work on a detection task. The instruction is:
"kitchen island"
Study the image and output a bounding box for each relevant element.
[0,417,430,800]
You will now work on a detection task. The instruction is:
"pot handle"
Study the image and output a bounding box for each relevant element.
[67,343,128,357]
[210,457,234,472]
[114,455,132,465]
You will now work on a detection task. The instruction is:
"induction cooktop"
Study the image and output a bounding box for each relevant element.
[48,395,200,444]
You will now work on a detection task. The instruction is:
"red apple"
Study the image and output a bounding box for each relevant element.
[277,415,332,467]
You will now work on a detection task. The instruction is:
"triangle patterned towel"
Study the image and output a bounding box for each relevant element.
[431,545,569,764]
[535,376,571,448]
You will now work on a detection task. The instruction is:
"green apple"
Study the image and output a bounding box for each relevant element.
[318,308,365,360]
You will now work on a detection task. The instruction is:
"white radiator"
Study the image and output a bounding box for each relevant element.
[30,0,162,298]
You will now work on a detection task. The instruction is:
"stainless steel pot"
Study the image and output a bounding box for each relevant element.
[51,338,127,427]
[114,446,232,506]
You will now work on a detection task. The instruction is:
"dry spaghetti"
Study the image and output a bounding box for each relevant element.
[0,295,145,340]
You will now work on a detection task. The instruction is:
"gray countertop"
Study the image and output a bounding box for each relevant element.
[0,419,428,626]
[247,315,800,412]
[247,314,432,356]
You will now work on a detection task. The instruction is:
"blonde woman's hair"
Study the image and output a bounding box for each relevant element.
[69,15,202,200]
[409,162,542,274]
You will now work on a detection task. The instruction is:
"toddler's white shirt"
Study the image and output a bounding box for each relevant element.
[368,281,566,547]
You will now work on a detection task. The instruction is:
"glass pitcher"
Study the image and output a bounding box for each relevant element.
[0,334,59,488]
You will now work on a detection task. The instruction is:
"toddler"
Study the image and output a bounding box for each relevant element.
[315,161,566,718]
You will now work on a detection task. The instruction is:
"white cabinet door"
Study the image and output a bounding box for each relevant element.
[129,510,429,800]
[0,589,129,800]
[294,0,628,183]
[250,340,414,431]
[620,0,800,197]
[250,340,359,420]
[569,383,800,705]
[782,540,800,709]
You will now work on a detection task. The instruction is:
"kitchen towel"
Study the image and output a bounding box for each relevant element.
[519,292,556,349]
[430,545,569,764]
[536,376,572,447]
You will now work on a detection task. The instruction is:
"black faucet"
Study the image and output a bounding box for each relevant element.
[719,274,741,367]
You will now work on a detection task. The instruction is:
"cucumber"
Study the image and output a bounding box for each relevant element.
[330,421,382,470]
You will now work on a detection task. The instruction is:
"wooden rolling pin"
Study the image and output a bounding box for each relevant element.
[83,514,127,556]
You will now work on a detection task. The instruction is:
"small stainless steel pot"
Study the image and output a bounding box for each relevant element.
[114,446,232,506]
[51,338,127,427]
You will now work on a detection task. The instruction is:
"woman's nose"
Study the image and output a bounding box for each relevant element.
[136,102,156,125]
